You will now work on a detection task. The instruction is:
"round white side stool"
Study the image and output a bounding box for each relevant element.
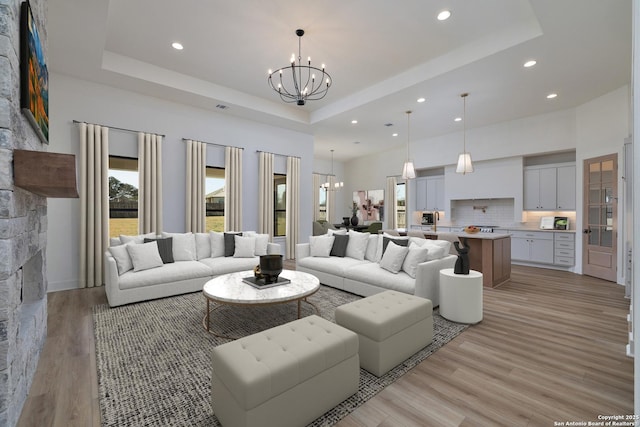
[439,268,483,324]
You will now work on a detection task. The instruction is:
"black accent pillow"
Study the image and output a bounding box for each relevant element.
[382,236,409,255]
[143,237,174,264]
[330,234,349,257]
[224,232,243,257]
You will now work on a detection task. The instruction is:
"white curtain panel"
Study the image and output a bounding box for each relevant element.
[386,176,398,229]
[186,139,206,232]
[312,173,322,221]
[138,132,163,234]
[224,146,243,231]
[327,175,336,224]
[79,123,109,288]
[258,152,274,239]
[285,156,300,259]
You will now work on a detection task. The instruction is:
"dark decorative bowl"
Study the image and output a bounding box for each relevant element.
[259,254,283,284]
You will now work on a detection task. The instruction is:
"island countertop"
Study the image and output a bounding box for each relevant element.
[423,231,512,240]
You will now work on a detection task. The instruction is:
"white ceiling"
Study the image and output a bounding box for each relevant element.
[48,0,632,161]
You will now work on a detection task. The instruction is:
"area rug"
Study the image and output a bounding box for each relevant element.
[93,286,468,427]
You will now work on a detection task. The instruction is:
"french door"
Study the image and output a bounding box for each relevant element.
[582,154,617,282]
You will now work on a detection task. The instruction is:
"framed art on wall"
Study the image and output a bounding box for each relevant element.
[20,1,49,144]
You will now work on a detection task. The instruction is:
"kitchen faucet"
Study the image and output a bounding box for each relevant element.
[432,211,440,232]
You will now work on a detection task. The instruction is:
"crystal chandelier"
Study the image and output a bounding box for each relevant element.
[268,29,332,106]
[401,111,416,179]
[321,150,343,191]
[456,93,474,174]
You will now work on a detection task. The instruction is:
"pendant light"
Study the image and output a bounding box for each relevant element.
[456,93,474,174]
[402,110,416,179]
[321,149,343,191]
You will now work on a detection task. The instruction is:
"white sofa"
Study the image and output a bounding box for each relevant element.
[296,232,456,306]
[105,231,280,307]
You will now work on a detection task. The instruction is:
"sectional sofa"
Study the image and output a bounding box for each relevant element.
[296,231,456,306]
[105,231,279,307]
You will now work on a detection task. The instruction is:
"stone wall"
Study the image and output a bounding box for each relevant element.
[0,0,48,425]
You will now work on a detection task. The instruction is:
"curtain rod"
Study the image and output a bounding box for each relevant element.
[256,150,300,159]
[182,138,244,150]
[313,172,337,176]
[386,174,403,178]
[72,120,166,137]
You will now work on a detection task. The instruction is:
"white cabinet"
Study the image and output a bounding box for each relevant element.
[554,232,575,266]
[524,164,576,211]
[426,176,445,211]
[414,176,445,211]
[556,165,576,210]
[510,230,554,264]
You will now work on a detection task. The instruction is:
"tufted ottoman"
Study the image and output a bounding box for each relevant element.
[210,315,359,427]
[335,290,433,377]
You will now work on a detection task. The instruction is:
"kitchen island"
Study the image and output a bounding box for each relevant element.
[425,231,511,288]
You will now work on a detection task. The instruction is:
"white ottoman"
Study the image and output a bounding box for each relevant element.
[439,268,483,324]
[211,315,359,427]
[335,290,433,377]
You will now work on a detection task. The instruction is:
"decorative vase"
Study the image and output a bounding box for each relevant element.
[453,239,470,275]
[259,254,283,284]
[350,214,359,226]
[343,217,350,226]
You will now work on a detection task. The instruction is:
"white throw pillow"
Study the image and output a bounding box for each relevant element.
[210,231,225,258]
[327,228,347,236]
[110,237,123,247]
[245,231,269,256]
[410,238,447,260]
[432,239,453,255]
[233,235,256,258]
[377,233,409,262]
[364,234,379,262]
[120,232,157,244]
[309,235,335,257]
[195,232,211,260]
[126,241,164,272]
[108,244,133,275]
[379,241,410,274]
[401,242,430,279]
[346,230,370,260]
[162,232,197,261]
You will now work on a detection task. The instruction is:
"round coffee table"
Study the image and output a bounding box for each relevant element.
[202,269,320,339]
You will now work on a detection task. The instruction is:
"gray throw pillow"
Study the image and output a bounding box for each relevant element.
[330,234,349,257]
[382,236,409,255]
[224,232,242,257]
[144,237,174,263]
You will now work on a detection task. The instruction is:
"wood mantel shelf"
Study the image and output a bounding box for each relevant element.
[13,150,79,198]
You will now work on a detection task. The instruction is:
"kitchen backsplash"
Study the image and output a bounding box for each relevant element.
[522,210,577,230]
[450,198,515,226]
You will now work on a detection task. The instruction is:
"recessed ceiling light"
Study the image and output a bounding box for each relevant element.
[524,60,537,68]
[454,117,462,122]
[547,93,558,99]
[417,97,426,103]
[437,10,451,21]
[392,133,398,137]
[353,141,361,144]
[172,42,184,50]
[351,120,358,124]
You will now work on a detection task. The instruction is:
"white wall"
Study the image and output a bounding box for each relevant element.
[47,73,314,291]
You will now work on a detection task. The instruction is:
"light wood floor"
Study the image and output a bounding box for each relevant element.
[18,266,633,427]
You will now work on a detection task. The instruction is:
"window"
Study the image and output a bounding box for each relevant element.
[318,187,327,221]
[108,156,139,238]
[274,174,286,237]
[205,167,225,232]
[396,182,406,228]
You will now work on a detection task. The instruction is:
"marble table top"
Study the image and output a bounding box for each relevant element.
[203,269,320,304]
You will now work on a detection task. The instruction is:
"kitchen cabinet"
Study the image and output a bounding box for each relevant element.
[510,230,554,264]
[554,232,575,266]
[524,164,576,211]
[556,165,576,210]
[414,176,444,211]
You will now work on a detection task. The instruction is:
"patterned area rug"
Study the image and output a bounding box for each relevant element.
[93,286,468,427]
